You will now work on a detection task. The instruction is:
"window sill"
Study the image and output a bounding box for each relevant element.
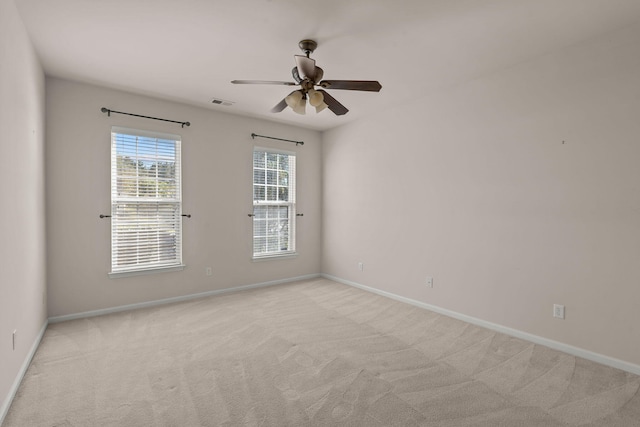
[109,264,185,279]
[252,252,298,262]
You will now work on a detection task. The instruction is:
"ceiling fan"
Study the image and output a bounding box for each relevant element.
[231,40,382,116]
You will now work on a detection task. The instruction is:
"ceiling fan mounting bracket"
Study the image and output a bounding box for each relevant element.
[298,39,317,57]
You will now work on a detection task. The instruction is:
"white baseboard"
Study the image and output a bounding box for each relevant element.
[0,320,48,426]
[322,274,640,376]
[49,273,321,324]
[11,271,636,426]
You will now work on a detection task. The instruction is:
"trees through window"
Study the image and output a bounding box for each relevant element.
[252,149,296,258]
[110,127,183,275]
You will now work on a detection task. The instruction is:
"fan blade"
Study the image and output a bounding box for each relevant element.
[231,80,296,86]
[317,90,348,116]
[319,80,382,92]
[295,55,316,80]
[271,98,288,113]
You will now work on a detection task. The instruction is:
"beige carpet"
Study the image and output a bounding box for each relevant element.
[4,278,640,426]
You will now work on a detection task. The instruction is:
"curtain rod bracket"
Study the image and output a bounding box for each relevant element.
[251,133,303,146]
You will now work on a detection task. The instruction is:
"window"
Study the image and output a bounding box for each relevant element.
[252,149,296,258]
[110,127,183,276]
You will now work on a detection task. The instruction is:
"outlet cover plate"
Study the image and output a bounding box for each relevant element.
[553,304,565,319]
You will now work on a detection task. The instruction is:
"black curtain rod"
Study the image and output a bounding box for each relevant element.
[100,213,191,218]
[251,133,304,146]
[101,107,190,128]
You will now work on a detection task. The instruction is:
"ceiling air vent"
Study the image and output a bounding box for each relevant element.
[210,98,234,106]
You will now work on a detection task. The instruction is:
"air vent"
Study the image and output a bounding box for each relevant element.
[210,98,235,106]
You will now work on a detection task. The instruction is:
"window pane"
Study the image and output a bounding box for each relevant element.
[117,177,138,197]
[158,179,177,198]
[253,151,265,168]
[266,153,277,169]
[254,206,267,219]
[278,171,288,186]
[267,219,279,233]
[267,170,277,185]
[254,217,266,231]
[267,187,277,201]
[156,162,176,179]
[254,186,265,201]
[267,236,278,252]
[253,237,266,254]
[279,154,289,170]
[254,169,265,184]
[112,202,180,268]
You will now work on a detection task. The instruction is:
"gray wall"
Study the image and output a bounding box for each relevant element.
[0,0,47,418]
[45,78,322,317]
[322,22,640,367]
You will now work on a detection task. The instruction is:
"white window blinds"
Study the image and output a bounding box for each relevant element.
[110,127,183,275]
[252,149,296,258]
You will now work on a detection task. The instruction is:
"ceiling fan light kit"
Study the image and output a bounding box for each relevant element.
[231,39,381,116]
[315,102,328,114]
[308,89,324,107]
[285,90,302,108]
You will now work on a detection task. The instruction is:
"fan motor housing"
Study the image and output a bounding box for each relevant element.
[300,79,315,91]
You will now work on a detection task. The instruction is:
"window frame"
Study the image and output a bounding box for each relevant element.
[108,126,184,278]
[251,147,297,260]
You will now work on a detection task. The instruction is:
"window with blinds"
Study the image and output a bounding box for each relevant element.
[252,149,296,258]
[110,127,183,276]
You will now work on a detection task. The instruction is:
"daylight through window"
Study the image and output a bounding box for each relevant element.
[252,149,296,258]
[110,127,183,275]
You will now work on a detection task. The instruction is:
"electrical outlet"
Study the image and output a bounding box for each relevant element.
[553,304,565,319]
[358,262,364,271]
[426,277,433,288]
[205,267,213,276]
[12,330,16,351]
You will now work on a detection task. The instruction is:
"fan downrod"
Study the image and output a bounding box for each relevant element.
[298,39,317,57]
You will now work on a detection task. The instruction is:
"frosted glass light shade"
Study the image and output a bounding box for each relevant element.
[315,102,328,113]
[308,89,324,107]
[285,91,303,108]
[292,97,306,115]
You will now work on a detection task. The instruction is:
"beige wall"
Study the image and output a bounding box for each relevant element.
[45,78,322,317]
[0,0,47,418]
[322,22,640,367]
[5,4,640,414]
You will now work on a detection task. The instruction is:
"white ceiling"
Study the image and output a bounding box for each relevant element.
[15,0,640,131]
